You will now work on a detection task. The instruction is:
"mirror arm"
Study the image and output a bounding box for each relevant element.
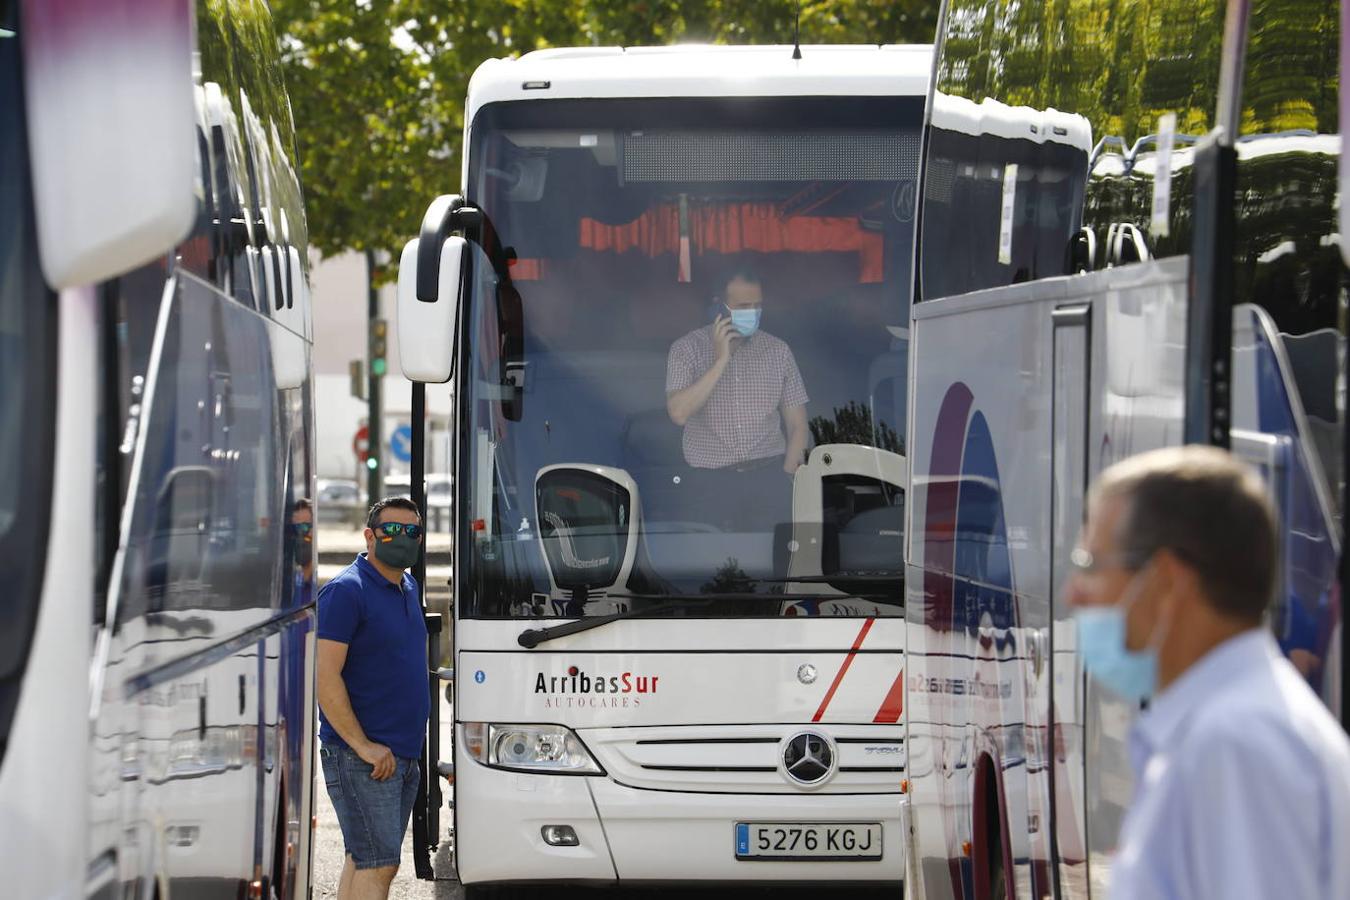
[416,195,512,303]
[416,194,466,302]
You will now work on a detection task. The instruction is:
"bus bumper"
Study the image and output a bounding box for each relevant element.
[589,778,904,882]
[454,756,903,885]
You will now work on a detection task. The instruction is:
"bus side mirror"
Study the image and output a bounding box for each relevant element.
[396,236,463,383]
[21,0,197,288]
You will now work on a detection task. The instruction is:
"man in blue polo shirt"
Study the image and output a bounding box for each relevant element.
[317,496,428,900]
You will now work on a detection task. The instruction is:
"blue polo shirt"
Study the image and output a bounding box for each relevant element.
[318,553,429,760]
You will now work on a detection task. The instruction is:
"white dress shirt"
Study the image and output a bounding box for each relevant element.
[1110,629,1350,900]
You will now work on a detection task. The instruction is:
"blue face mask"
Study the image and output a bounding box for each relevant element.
[728,307,761,337]
[1073,565,1167,704]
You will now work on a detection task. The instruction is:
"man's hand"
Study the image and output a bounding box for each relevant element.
[712,314,740,365]
[356,741,397,780]
[784,455,802,475]
[667,321,734,426]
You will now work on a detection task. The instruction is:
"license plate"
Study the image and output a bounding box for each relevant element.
[735,822,882,860]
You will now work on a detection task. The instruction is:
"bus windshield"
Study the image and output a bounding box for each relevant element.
[459,96,921,620]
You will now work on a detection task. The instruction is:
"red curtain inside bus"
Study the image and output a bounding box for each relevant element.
[508,202,884,283]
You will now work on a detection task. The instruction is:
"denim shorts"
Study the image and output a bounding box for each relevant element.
[320,742,420,869]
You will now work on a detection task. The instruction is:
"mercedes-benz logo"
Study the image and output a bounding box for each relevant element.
[781,731,836,786]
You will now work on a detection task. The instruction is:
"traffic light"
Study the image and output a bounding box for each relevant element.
[370,318,388,377]
[366,456,379,471]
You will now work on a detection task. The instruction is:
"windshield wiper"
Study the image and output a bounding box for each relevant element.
[517,596,715,648]
[516,591,846,648]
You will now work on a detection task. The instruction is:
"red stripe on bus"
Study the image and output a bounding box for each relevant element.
[873,668,905,723]
[811,618,875,722]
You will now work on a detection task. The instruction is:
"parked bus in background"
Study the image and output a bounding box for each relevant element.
[904,0,1345,896]
[1,2,317,898]
[394,44,926,897]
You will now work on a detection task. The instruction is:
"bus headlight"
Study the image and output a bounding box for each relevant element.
[462,723,603,775]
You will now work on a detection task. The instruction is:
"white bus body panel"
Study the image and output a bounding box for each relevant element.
[905,258,1190,896]
[2,288,98,900]
[455,618,906,884]
[907,243,1346,898]
[461,43,932,189]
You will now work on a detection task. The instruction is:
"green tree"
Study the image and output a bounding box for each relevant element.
[809,399,902,453]
[271,0,939,268]
[700,557,756,594]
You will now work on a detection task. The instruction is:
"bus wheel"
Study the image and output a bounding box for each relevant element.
[975,758,1009,900]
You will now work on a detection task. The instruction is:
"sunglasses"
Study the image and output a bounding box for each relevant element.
[289,522,313,537]
[374,522,423,540]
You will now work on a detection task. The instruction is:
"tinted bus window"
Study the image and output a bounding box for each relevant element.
[0,6,57,755]
[921,0,1229,299]
[1234,3,1342,518]
[460,97,920,619]
[111,274,284,633]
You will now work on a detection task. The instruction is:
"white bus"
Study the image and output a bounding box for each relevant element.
[1,2,317,899]
[394,44,928,896]
[904,0,1346,897]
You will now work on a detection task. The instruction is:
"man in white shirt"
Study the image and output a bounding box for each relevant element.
[1067,445,1350,900]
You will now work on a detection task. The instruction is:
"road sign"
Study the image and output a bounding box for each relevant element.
[353,425,369,462]
[390,424,413,463]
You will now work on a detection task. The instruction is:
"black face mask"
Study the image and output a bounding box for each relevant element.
[372,533,420,570]
[295,542,313,567]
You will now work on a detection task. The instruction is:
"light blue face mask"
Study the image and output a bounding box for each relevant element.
[728,306,761,337]
[1074,565,1167,704]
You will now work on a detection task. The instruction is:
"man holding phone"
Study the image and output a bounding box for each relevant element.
[665,261,809,530]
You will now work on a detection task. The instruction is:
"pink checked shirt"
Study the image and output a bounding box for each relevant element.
[665,325,809,468]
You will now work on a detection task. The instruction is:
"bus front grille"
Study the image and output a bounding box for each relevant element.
[578,726,905,794]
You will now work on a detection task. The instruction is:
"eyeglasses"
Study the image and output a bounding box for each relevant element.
[289,522,313,537]
[1068,546,1142,575]
[374,521,423,540]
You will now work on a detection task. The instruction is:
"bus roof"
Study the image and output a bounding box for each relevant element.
[465,43,932,125]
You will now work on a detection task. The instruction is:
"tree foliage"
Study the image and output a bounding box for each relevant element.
[269,0,939,267]
[809,399,902,454]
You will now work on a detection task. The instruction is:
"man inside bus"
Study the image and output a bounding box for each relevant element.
[1067,446,1350,900]
[665,260,809,531]
[316,497,429,900]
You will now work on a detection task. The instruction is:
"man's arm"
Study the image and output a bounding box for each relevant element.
[317,638,396,780]
[783,404,808,474]
[667,317,738,426]
[1172,721,1322,900]
[780,345,810,474]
